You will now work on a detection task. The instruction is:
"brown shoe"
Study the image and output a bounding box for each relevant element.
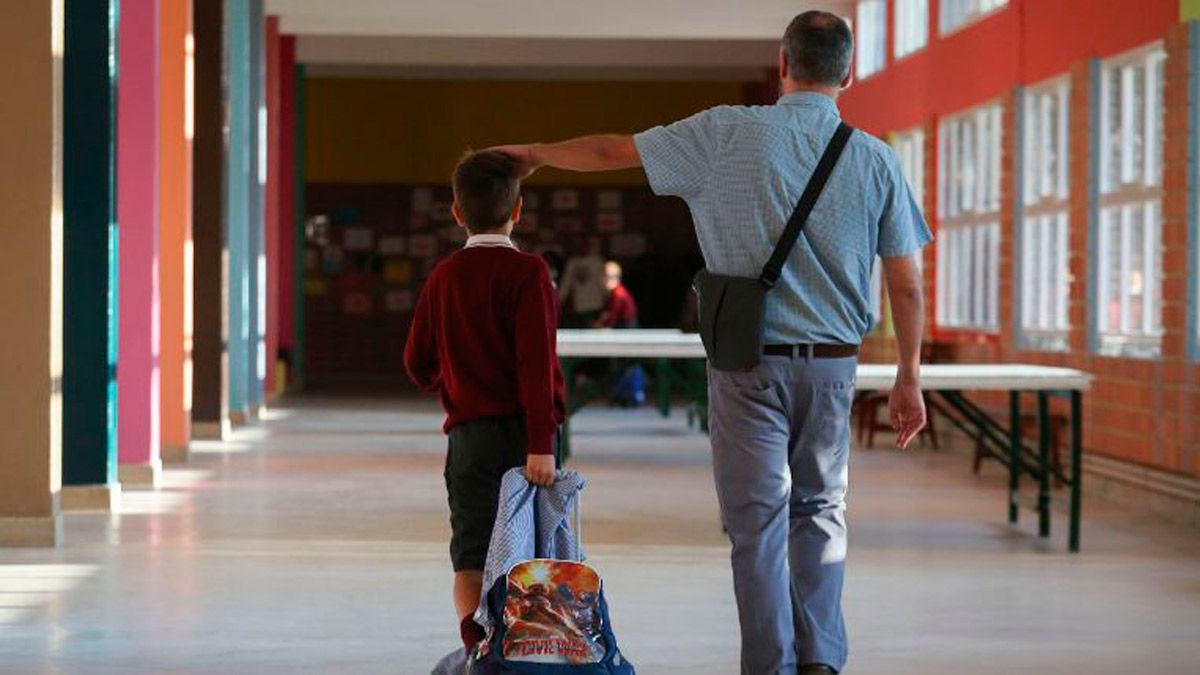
[799,665,837,675]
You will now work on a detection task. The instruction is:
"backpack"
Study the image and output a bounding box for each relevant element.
[468,559,635,674]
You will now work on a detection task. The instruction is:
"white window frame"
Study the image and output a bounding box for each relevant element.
[855,0,888,79]
[937,102,1003,332]
[893,127,927,222]
[1018,76,1071,350]
[867,127,927,330]
[894,0,928,60]
[1096,43,1166,357]
[940,0,1008,35]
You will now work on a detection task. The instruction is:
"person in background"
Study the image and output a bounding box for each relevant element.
[557,238,607,327]
[594,261,638,329]
[593,260,645,407]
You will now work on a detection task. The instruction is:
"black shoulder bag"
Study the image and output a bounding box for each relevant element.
[692,122,855,372]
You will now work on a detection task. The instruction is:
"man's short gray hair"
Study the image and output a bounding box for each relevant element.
[781,11,854,87]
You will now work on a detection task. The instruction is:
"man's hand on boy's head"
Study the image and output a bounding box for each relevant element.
[525,453,556,487]
[487,144,539,179]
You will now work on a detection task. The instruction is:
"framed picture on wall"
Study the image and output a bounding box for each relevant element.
[411,187,433,214]
[554,217,583,233]
[343,292,373,316]
[430,202,453,222]
[378,235,407,255]
[409,234,439,258]
[597,189,622,210]
[322,245,345,273]
[552,189,580,211]
[384,260,413,284]
[385,290,414,313]
[343,226,374,251]
[596,212,623,233]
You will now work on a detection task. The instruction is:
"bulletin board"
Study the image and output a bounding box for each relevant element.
[302,183,700,388]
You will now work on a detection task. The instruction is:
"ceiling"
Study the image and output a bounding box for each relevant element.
[264,0,854,81]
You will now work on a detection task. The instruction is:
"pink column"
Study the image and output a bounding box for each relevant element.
[117,0,163,487]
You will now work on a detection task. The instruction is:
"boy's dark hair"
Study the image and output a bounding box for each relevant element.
[781,10,853,87]
[452,150,520,233]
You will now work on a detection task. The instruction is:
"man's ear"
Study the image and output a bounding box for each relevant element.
[510,196,523,226]
[839,69,854,91]
[451,202,468,230]
[778,49,789,82]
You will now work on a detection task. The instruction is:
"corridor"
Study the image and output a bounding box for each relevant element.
[1,400,1197,674]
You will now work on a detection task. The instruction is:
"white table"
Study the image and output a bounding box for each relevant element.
[557,329,1093,552]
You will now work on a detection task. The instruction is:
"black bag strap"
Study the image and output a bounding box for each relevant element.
[759,122,855,288]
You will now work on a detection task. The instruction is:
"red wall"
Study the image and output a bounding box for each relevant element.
[840,0,1179,135]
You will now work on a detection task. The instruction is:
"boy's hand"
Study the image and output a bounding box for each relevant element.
[525,454,556,487]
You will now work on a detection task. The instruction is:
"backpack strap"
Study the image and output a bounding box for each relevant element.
[759,122,855,288]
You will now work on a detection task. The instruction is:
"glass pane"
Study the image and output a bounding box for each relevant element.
[1107,66,1123,191]
[1104,208,1122,332]
[1039,215,1053,329]
[1055,212,1070,331]
[1021,218,1037,329]
[1148,52,1165,186]
[1127,204,1144,334]
[1145,200,1162,333]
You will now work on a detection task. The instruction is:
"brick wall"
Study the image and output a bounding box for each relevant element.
[865,26,1200,480]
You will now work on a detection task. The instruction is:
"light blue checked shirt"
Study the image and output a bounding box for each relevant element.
[634,92,932,345]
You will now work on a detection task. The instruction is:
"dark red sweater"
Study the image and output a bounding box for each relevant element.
[404,245,566,455]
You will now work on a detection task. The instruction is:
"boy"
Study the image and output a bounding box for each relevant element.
[404,150,565,651]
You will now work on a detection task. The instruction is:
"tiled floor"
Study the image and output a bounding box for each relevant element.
[1,397,1197,674]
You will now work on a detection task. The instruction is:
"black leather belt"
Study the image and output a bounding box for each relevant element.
[763,344,859,359]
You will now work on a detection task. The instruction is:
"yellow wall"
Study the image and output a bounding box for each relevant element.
[305,78,747,186]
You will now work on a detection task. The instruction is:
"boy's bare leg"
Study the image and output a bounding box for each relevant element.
[454,570,484,620]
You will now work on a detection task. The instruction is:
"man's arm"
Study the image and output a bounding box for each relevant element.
[882,253,926,449]
[490,135,641,179]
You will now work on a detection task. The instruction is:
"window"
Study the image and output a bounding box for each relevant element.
[937,103,1003,331]
[855,1,887,79]
[1096,44,1166,356]
[894,0,928,59]
[893,127,926,218]
[940,0,1008,34]
[869,127,927,330]
[1019,77,1071,349]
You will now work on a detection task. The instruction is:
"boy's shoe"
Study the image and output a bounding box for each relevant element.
[799,665,837,675]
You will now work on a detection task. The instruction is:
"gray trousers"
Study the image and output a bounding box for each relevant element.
[709,353,856,674]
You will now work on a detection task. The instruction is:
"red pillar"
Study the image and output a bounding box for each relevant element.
[277,34,297,384]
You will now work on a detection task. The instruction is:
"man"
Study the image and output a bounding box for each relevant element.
[492,11,930,674]
[557,238,607,327]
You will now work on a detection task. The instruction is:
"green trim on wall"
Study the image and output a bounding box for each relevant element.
[63,0,120,487]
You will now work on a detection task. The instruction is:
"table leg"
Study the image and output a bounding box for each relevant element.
[1069,390,1083,553]
[1008,391,1021,524]
[1037,391,1051,538]
[655,358,672,418]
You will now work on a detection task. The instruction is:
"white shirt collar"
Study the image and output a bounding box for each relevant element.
[464,233,517,249]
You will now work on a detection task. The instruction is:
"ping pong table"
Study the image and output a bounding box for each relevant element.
[557,329,1094,552]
